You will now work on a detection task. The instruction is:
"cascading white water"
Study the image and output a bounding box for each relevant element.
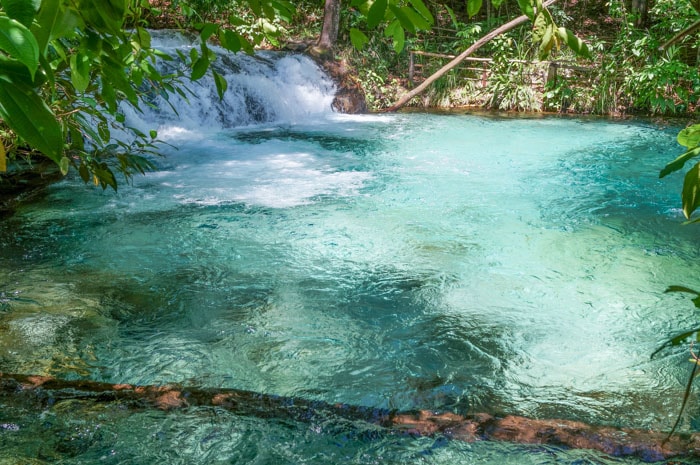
[122,31,337,139]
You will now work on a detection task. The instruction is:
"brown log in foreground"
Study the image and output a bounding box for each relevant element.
[1,372,699,462]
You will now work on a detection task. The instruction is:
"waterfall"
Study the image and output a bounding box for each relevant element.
[122,31,338,139]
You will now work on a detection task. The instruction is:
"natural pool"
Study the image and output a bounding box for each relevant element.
[2,46,700,464]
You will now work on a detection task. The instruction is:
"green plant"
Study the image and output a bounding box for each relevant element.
[0,0,293,189]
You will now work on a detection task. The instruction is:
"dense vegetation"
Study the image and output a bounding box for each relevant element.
[0,0,693,180]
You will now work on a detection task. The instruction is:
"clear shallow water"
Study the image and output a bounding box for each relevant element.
[2,112,700,464]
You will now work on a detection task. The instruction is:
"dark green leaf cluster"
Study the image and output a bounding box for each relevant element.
[0,0,293,189]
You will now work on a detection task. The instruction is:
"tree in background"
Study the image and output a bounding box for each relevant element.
[317,0,341,52]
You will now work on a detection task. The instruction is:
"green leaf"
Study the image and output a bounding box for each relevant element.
[0,80,63,163]
[682,162,700,219]
[517,0,534,19]
[199,22,219,42]
[400,6,431,30]
[349,28,369,50]
[391,22,405,52]
[491,0,505,8]
[678,124,700,149]
[191,55,209,81]
[149,129,157,139]
[213,69,228,100]
[665,285,700,297]
[78,0,118,34]
[557,27,592,59]
[32,0,61,54]
[538,23,555,60]
[219,28,241,53]
[1,0,40,27]
[248,0,262,16]
[59,156,70,175]
[136,26,151,49]
[408,0,433,23]
[532,10,547,42]
[660,146,700,178]
[388,4,414,33]
[69,52,91,92]
[0,16,39,79]
[384,18,400,38]
[467,0,482,18]
[367,0,387,29]
[444,5,459,29]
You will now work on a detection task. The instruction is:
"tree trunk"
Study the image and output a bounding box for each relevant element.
[317,0,341,51]
[631,0,648,27]
[383,0,557,112]
[2,372,700,461]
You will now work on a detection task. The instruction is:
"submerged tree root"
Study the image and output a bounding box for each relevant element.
[1,372,698,462]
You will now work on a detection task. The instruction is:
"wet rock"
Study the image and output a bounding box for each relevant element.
[308,54,368,115]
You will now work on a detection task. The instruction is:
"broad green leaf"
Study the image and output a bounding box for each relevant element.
[219,28,242,53]
[261,1,275,19]
[408,0,433,23]
[0,140,5,172]
[78,160,89,182]
[271,0,294,22]
[384,18,400,38]
[392,22,405,52]
[388,4,414,33]
[557,27,592,59]
[100,77,117,112]
[0,80,63,163]
[213,69,228,100]
[136,27,151,49]
[248,0,262,16]
[467,0,482,18]
[492,0,505,8]
[199,22,219,42]
[0,55,36,85]
[32,0,61,53]
[0,16,39,79]
[69,52,90,92]
[191,55,209,81]
[400,6,431,30]
[660,146,700,178]
[102,55,137,106]
[349,28,369,50]
[678,124,700,149]
[682,162,700,219]
[367,0,387,29]
[149,129,157,139]
[517,0,534,19]
[1,0,40,27]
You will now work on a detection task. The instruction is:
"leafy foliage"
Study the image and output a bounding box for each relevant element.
[0,0,293,189]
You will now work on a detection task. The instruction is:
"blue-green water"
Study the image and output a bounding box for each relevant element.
[1,112,700,464]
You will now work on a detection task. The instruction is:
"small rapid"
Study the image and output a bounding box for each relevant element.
[122,31,337,138]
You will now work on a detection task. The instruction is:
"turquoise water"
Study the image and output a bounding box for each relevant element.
[1,113,700,463]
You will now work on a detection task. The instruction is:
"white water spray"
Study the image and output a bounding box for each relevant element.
[123,31,337,139]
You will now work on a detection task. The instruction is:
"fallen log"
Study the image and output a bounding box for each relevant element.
[1,372,699,462]
[383,0,557,112]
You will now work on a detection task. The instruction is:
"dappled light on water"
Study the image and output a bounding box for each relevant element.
[1,61,698,463]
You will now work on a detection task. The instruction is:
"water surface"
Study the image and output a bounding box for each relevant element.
[1,60,699,463]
